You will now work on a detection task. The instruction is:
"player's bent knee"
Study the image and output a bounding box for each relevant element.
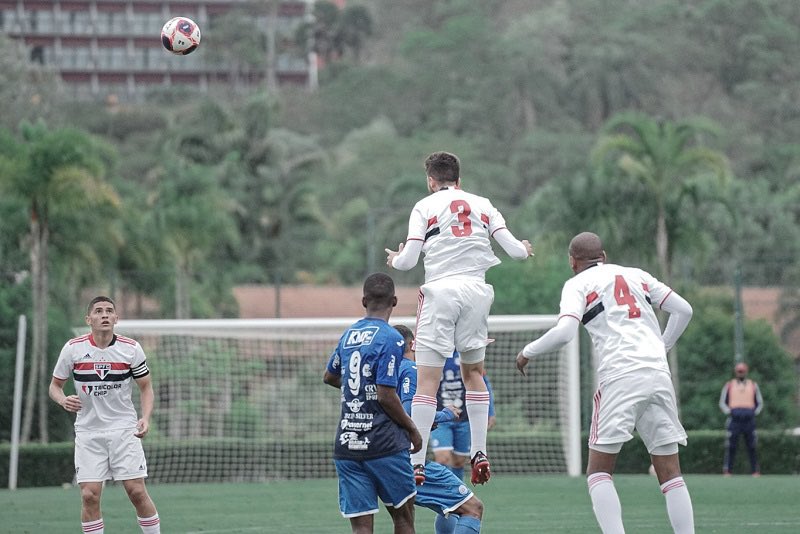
[457,496,484,519]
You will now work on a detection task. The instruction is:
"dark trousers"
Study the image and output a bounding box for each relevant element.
[723,412,759,473]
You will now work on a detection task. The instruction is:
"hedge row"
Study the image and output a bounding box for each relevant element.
[2,430,798,488]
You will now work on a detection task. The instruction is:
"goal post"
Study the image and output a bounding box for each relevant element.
[106,315,581,482]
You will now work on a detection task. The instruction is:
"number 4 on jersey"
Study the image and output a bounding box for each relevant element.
[614,275,642,319]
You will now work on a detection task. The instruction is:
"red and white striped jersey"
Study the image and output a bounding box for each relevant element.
[558,263,674,383]
[53,333,149,432]
[404,187,506,282]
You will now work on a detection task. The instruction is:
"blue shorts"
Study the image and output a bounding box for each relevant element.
[334,450,417,518]
[415,462,473,515]
[430,421,471,456]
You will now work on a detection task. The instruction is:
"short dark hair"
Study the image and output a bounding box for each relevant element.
[393,324,414,348]
[87,296,115,314]
[363,273,396,309]
[424,151,460,183]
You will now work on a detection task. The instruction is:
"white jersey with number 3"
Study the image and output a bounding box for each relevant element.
[405,187,506,283]
[558,263,674,383]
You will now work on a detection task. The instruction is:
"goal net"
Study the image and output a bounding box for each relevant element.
[112,315,580,483]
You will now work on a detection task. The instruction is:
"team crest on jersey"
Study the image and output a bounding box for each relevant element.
[344,326,379,348]
[94,363,111,380]
[82,385,94,395]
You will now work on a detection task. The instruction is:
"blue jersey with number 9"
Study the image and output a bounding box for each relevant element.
[326,318,408,460]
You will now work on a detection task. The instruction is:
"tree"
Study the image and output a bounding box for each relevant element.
[296,1,374,64]
[147,157,239,319]
[0,122,119,443]
[591,112,731,282]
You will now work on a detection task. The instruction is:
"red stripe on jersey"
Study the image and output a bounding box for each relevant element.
[116,335,137,345]
[480,213,489,225]
[406,237,424,242]
[490,226,507,237]
[74,362,131,370]
[69,334,90,345]
[559,313,582,322]
[426,216,438,228]
[659,290,674,308]
[642,283,649,292]
[585,291,599,305]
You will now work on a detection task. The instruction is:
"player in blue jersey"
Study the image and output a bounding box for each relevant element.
[394,325,485,534]
[324,273,423,534]
[431,355,495,481]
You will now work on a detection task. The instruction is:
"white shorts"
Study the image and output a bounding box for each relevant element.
[74,428,149,483]
[414,278,494,366]
[588,369,687,454]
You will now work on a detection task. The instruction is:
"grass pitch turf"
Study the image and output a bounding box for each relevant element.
[2,474,798,533]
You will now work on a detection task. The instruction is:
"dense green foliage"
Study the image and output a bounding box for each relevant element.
[0,0,799,443]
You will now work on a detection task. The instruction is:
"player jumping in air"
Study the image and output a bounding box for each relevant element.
[386,151,532,485]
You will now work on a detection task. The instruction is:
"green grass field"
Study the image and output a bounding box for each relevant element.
[2,474,798,533]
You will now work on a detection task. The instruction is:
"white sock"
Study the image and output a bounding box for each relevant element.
[587,473,625,534]
[82,519,104,533]
[138,513,161,533]
[410,395,437,465]
[465,391,490,457]
[660,477,694,534]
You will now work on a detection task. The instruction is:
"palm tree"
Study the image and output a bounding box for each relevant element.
[0,121,119,443]
[591,112,730,282]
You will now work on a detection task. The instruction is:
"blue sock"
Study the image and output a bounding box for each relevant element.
[449,465,465,480]
[435,513,458,534]
[455,515,481,534]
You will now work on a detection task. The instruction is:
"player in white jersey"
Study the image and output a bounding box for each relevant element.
[515,232,695,534]
[49,296,161,534]
[386,151,532,486]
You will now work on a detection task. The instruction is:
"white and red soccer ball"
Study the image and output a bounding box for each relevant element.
[161,17,201,55]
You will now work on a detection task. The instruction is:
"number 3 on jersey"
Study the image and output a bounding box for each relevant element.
[450,200,472,237]
[614,275,642,319]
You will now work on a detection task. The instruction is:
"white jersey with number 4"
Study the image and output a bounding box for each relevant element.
[405,187,506,283]
[558,263,674,383]
[53,334,150,432]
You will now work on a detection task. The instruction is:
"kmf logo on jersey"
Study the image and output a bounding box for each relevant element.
[344,326,379,348]
[94,363,111,380]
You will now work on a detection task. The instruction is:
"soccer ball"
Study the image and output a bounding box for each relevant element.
[161,17,201,55]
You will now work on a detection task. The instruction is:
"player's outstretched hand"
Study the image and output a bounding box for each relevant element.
[385,243,404,267]
[522,240,534,257]
[134,418,150,438]
[408,427,423,454]
[516,352,530,376]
